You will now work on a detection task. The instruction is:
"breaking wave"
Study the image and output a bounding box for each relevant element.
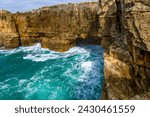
[0,43,104,100]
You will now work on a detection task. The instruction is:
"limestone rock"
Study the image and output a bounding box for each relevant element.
[104,54,132,80]
[0,10,19,48]
[99,0,150,99]
[1,0,150,100]
[0,2,100,51]
[0,34,3,47]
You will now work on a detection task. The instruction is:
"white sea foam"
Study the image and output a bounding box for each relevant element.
[65,46,90,54]
[22,44,90,62]
[0,43,48,55]
[23,53,58,62]
[64,60,99,82]
[0,84,9,89]
[81,61,93,72]
[0,43,104,99]
[0,43,92,62]
[18,79,27,86]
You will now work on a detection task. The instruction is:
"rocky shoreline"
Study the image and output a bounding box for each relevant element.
[0,2,100,52]
[0,0,150,100]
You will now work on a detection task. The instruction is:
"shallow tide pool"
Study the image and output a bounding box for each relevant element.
[0,44,104,100]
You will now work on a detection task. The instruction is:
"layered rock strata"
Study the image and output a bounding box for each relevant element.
[0,1,150,99]
[0,2,100,51]
[99,0,150,99]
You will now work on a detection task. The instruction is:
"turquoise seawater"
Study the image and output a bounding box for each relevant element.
[0,44,104,100]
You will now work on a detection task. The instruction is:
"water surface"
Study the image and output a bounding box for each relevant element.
[0,44,104,100]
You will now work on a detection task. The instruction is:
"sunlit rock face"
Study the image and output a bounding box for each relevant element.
[1,0,150,100]
[0,2,100,52]
[0,2,104,100]
[99,0,150,99]
[0,10,20,48]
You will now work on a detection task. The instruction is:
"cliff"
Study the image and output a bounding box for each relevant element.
[0,2,100,52]
[0,1,150,99]
[99,0,150,99]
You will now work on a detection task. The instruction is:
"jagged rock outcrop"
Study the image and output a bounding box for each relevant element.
[0,2,100,51]
[1,1,150,100]
[0,10,20,48]
[99,0,150,99]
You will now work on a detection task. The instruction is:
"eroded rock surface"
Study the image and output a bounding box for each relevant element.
[0,2,100,51]
[99,0,150,99]
[0,10,20,48]
[1,1,150,100]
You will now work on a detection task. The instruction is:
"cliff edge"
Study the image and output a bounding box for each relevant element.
[0,1,150,99]
[99,0,150,99]
[0,2,100,52]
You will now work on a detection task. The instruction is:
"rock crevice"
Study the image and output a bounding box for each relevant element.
[0,1,150,99]
[99,0,150,99]
[0,2,100,51]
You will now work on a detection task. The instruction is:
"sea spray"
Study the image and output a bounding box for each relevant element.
[0,44,104,100]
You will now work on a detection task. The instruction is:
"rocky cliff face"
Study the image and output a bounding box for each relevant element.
[0,10,20,48]
[0,2,100,51]
[99,0,150,99]
[0,1,150,99]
